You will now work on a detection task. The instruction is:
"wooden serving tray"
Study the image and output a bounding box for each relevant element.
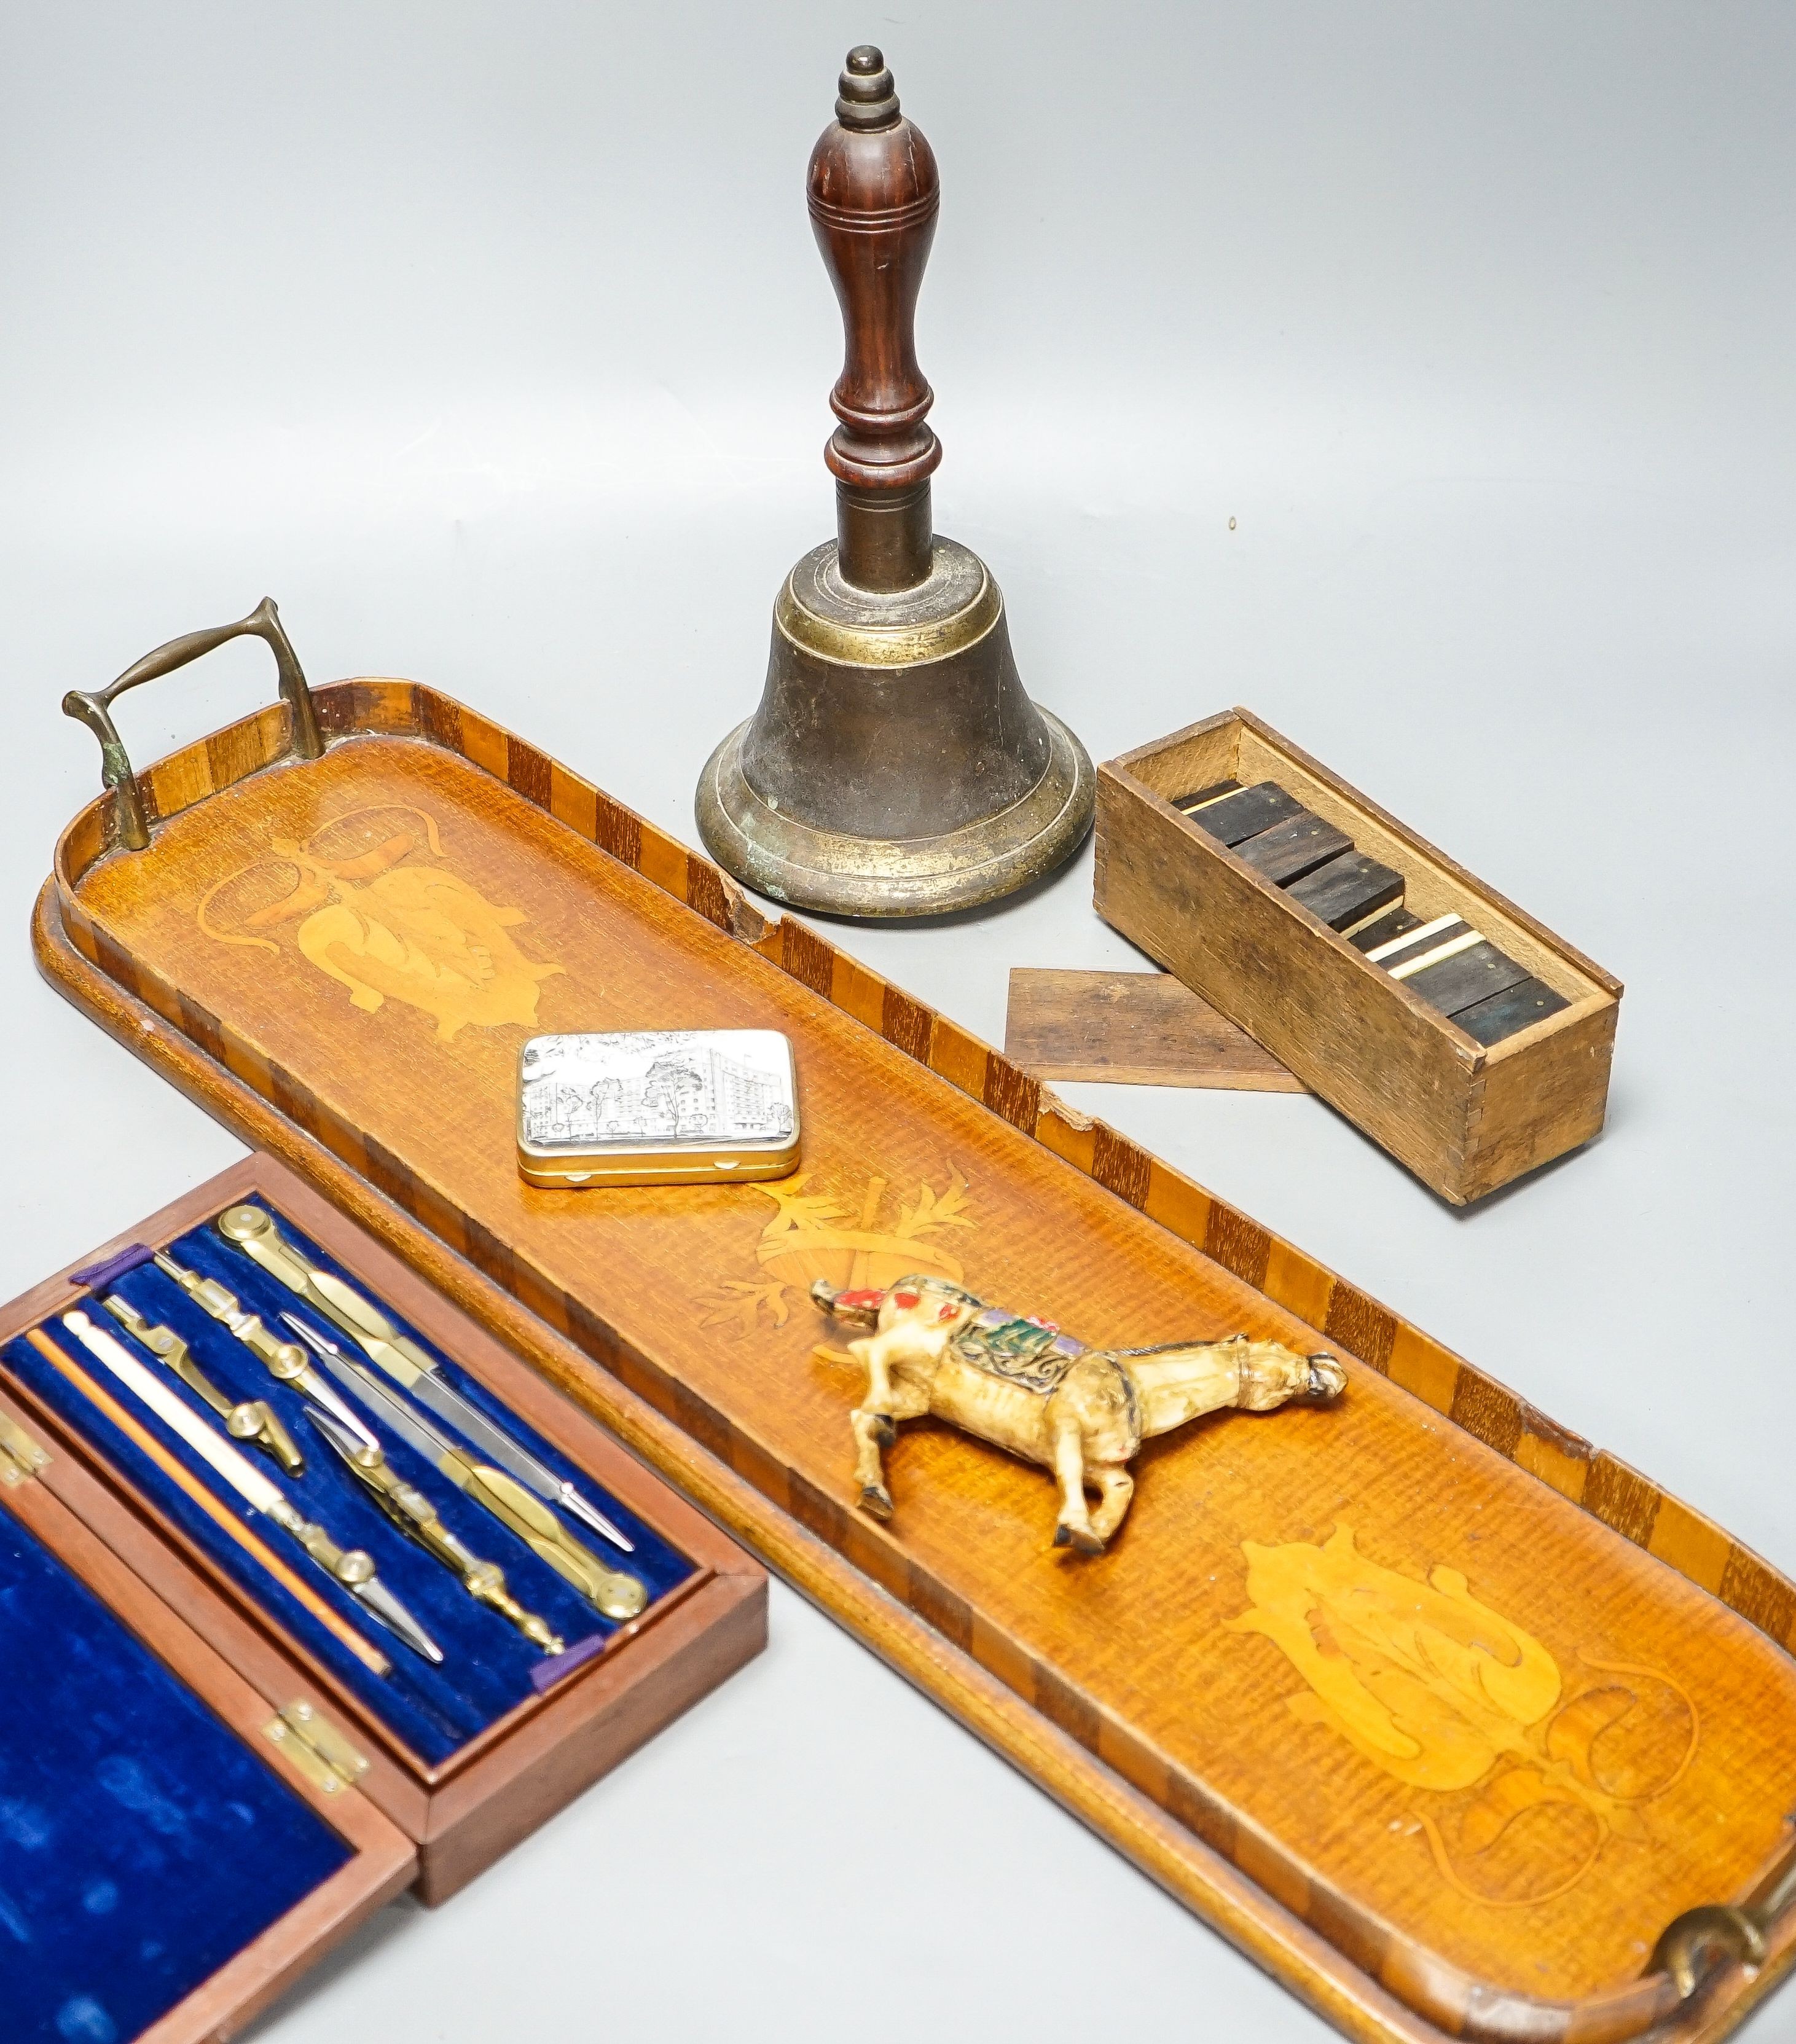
[37,675,1796,2044]
[1095,710,1623,1203]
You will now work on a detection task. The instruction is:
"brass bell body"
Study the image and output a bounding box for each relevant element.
[697,47,1092,917]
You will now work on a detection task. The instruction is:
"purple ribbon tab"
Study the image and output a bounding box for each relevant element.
[529,1633,610,1693]
[68,1243,157,1292]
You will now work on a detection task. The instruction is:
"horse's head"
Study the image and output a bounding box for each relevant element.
[1304,1352,1347,1401]
[1226,1339,1348,1411]
[810,1279,884,1328]
[810,1275,982,1333]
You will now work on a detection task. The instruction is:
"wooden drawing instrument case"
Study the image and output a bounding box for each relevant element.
[1094,710,1622,1204]
[0,1159,764,2043]
[35,643,1796,2044]
[0,1406,412,2044]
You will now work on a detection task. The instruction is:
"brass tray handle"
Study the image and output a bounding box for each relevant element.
[62,597,322,852]
[1650,1849,1796,2001]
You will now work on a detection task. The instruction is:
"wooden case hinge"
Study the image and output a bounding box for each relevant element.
[264,1699,369,1796]
[0,1412,49,1486]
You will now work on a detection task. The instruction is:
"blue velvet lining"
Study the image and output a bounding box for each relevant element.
[3,1199,695,1765]
[0,1505,351,2044]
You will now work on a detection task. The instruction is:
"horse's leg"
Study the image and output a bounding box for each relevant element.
[1088,1463,1135,1545]
[848,1334,895,1510]
[851,1369,930,1521]
[849,1407,890,1513]
[1049,1420,1104,1554]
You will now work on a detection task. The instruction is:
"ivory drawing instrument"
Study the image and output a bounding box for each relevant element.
[22,1323,391,1676]
[56,1310,442,1664]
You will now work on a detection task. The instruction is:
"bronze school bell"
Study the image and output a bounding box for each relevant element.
[697,47,1094,918]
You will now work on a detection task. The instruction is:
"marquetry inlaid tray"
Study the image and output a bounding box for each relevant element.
[38,669,1796,2044]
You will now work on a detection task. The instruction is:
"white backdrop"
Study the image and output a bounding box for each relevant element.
[3,4,1794,2038]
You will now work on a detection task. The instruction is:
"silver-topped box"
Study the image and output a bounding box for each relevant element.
[516,1029,801,1188]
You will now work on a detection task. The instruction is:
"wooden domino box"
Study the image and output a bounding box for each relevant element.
[1094,708,1622,1204]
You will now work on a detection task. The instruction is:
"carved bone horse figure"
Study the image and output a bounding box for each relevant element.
[812,1275,1346,1553]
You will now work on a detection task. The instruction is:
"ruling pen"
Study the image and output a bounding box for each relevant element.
[57,1310,444,1665]
[286,1315,648,1622]
[215,1202,632,1551]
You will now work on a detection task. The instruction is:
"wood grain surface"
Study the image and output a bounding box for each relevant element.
[39,682,1796,2044]
[1004,966,1306,1091]
[808,50,941,498]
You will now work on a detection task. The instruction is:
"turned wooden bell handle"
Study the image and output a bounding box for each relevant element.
[808,47,941,590]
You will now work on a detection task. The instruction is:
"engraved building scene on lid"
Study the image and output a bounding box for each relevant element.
[520,1030,796,1148]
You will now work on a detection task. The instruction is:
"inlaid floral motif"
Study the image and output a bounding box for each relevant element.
[197,805,562,1041]
[1228,1525,1698,1905]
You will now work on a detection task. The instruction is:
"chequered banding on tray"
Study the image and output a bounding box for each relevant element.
[55,681,1796,1700]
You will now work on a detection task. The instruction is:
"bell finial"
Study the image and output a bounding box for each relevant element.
[836,45,900,130]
